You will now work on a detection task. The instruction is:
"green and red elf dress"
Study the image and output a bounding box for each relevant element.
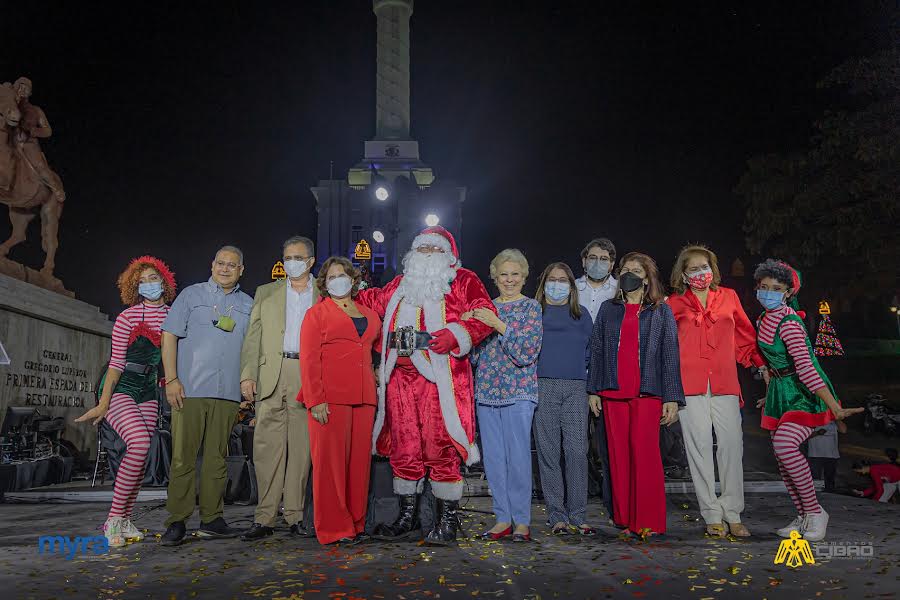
[756,304,838,431]
[103,304,169,405]
[103,302,169,519]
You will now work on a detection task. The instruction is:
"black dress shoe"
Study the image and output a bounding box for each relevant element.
[160,521,186,546]
[290,523,313,537]
[241,523,274,541]
[197,517,240,539]
[337,533,369,546]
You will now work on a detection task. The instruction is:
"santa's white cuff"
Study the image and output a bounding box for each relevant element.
[431,479,464,501]
[393,478,425,495]
[446,322,472,357]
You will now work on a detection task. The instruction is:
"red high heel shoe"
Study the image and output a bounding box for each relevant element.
[480,526,512,540]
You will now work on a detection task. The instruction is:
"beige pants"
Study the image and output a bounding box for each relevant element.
[253,357,311,526]
[680,387,745,524]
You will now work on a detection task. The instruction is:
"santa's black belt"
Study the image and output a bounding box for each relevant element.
[388,327,432,357]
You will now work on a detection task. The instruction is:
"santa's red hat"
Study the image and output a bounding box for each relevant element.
[411,226,460,266]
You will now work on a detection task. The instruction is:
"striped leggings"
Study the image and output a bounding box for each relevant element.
[105,393,158,519]
[771,422,822,515]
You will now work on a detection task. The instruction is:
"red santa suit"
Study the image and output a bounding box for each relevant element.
[358,227,495,501]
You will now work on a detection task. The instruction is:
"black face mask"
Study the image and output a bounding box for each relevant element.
[619,272,645,293]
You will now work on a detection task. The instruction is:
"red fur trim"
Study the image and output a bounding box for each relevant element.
[129,255,177,292]
[761,409,834,431]
[128,321,162,348]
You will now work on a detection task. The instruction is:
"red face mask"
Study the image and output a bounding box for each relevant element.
[686,269,713,290]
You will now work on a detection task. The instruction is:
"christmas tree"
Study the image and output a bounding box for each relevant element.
[814,314,844,357]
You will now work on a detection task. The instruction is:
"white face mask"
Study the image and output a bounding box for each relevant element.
[283,259,308,279]
[327,275,353,298]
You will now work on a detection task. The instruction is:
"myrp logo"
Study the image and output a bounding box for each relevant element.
[38,535,109,560]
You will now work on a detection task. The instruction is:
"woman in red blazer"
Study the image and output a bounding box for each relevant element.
[299,256,381,545]
[666,245,765,539]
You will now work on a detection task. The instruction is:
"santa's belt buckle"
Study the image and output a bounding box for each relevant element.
[396,326,417,357]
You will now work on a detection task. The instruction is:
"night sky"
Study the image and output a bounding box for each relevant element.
[2,1,891,315]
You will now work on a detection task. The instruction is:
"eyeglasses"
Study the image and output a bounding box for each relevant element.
[215,260,241,271]
[685,264,710,273]
[416,245,446,254]
[586,256,611,264]
[284,255,312,262]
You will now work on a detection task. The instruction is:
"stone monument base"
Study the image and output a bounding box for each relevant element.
[0,257,73,297]
[0,273,112,462]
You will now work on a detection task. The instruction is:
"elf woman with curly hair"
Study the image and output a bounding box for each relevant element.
[753,259,862,542]
[76,256,177,548]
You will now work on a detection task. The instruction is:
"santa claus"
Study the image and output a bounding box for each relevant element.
[357,226,496,545]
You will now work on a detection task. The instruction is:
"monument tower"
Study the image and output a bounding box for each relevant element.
[312,0,466,278]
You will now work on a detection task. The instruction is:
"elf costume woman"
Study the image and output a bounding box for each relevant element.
[752,259,861,543]
[76,256,177,547]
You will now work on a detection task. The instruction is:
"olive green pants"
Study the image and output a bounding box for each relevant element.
[165,397,240,526]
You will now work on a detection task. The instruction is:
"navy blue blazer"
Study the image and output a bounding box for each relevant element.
[587,299,686,405]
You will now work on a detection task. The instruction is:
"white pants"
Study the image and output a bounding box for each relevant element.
[879,481,899,503]
[679,389,745,524]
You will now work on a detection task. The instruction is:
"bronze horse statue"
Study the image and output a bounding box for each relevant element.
[0,82,63,277]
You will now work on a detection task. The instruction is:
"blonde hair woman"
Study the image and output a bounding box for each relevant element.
[666,244,763,538]
[468,249,542,542]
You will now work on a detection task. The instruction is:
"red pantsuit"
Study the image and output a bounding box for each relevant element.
[602,397,667,534]
[600,304,667,534]
[308,404,376,544]
[299,297,381,545]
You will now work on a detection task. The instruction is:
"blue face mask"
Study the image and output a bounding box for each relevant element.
[139,281,164,301]
[756,289,785,310]
[545,281,571,303]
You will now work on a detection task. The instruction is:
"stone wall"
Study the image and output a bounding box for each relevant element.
[0,274,112,459]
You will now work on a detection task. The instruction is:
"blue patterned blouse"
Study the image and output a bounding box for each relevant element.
[471,297,543,406]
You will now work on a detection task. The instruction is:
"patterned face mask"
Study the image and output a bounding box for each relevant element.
[685,267,713,290]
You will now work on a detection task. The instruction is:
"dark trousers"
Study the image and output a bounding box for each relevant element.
[807,456,838,492]
[590,414,615,520]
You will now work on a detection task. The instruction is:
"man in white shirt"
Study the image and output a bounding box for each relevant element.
[239,236,318,540]
[575,237,619,525]
[574,238,618,322]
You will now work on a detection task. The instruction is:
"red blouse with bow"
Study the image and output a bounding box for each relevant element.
[667,286,764,401]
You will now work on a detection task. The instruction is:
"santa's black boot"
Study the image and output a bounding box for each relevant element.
[372,494,421,540]
[425,499,461,546]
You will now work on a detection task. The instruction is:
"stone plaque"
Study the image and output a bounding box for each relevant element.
[0,274,112,459]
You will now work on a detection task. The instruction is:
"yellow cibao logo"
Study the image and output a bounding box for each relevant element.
[774,530,815,568]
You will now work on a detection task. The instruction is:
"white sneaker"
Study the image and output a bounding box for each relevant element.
[801,510,829,542]
[103,517,127,548]
[776,515,804,538]
[121,518,144,542]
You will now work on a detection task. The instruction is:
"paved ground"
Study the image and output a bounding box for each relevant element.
[2,395,898,599]
[0,492,898,600]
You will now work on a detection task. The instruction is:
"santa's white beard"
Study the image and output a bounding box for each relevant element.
[397,249,457,307]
